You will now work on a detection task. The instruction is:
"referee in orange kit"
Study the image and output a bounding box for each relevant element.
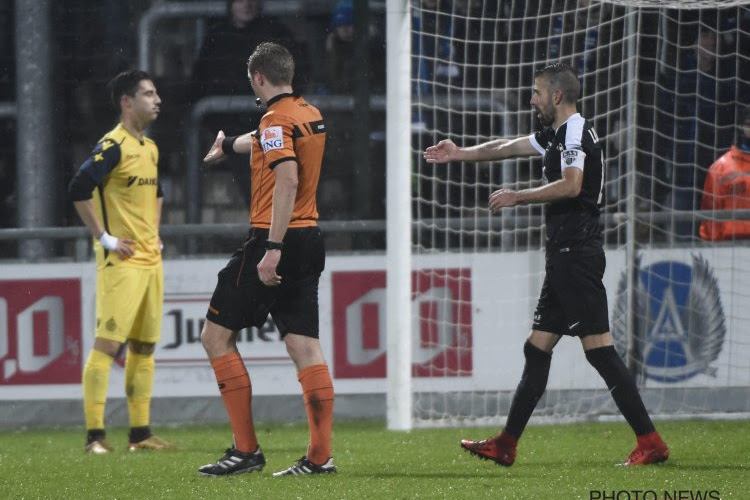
[197,42,335,477]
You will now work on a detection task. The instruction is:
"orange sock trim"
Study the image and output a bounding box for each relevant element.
[298,364,334,464]
[211,352,257,453]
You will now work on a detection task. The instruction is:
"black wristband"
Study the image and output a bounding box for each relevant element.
[265,240,284,250]
[221,136,238,155]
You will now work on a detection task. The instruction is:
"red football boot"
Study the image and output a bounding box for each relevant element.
[620,431,669,466]
[460,432,517,467]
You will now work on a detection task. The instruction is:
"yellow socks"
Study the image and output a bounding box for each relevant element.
[83,349,114,430]
[125,349,155,428]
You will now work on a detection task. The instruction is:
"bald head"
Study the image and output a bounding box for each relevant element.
[535,63,580,105]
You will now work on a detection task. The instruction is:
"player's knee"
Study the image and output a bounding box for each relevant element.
[524,340,552,363]
[284,333,324,368]
[93,337,123,358]
[128,340,156,355]
[584,345,617,369]
[200,319,234,356]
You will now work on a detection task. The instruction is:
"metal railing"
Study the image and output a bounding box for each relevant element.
[137,0,345,73]
[185,94,390,225]
[2,209,749,246]
[185,93,509,225]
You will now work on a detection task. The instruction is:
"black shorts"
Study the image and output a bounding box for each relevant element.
[206,226,325,338]
[532,250,610,337]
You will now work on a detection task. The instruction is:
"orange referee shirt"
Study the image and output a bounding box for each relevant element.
[249,93,325,228]
[699,145,750,241]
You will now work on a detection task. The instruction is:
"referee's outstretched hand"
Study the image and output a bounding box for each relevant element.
[203,130,226,163]
[423,139,458,163]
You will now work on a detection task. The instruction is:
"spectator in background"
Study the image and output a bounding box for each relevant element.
[190,0,308,207]
[412,0,460,98]
[699,107,750,241]
[191,0,307,98]
[324,0,385,94]
[660,29,735,238]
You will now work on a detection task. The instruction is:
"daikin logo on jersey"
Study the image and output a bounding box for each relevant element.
[0,279,82,384]
[331,269,473,378]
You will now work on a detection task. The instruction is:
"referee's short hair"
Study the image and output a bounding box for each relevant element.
[535,62,580,104]
[247,42,295,87]
[108,70,152,111]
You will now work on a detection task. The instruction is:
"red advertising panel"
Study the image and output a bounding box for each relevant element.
[0,279,82,384]
[332,269,472,378]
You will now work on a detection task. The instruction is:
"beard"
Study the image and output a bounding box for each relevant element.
[535,107,555,127]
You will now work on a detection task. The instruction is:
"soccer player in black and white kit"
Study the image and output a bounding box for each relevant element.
[423,63,669,467]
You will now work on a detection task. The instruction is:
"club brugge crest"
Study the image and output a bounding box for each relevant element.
[611,255,725,382]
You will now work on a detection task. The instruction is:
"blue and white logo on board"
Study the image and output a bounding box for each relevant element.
[611,255,725,382]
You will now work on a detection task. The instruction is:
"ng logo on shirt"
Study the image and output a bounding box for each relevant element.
[261,126,284,152]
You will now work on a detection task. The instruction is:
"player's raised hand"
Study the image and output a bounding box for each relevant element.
[423,139,459,163]
[203,130,226,163]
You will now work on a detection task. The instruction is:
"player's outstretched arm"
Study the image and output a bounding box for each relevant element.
[424,135,536,164]
[423,139,462,163]
[488,165,583,211]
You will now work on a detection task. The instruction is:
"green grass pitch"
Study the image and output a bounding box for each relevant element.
[1,419,748,499]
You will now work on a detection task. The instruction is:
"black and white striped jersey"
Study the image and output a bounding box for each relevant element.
[529,113,605,254]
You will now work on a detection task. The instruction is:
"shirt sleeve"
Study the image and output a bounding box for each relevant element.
[68,139,121,201]
[562,134,586,171]
[259,117,297,170]
[528,131,547,156]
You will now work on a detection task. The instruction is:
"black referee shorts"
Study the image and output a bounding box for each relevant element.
[532,250,610,337]
[206,226,325,338]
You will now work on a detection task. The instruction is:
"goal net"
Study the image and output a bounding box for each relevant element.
[406,0,750,428]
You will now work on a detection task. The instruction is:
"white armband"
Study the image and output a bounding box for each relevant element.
[99,231,119,250]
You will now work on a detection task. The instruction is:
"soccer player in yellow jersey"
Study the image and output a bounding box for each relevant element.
[68,70,175,454]
[197,42,335,477]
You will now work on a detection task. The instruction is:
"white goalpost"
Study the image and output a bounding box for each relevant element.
[387,0,750,430]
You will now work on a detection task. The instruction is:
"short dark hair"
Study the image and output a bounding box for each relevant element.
[534,62,580,104]
[247,42,294,86]
[107,70,152,110]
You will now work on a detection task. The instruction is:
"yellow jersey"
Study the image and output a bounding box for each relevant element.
[72,123,162,269]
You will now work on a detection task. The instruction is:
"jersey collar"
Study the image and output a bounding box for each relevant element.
[266,92,299,108]
[555,112,581,133]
